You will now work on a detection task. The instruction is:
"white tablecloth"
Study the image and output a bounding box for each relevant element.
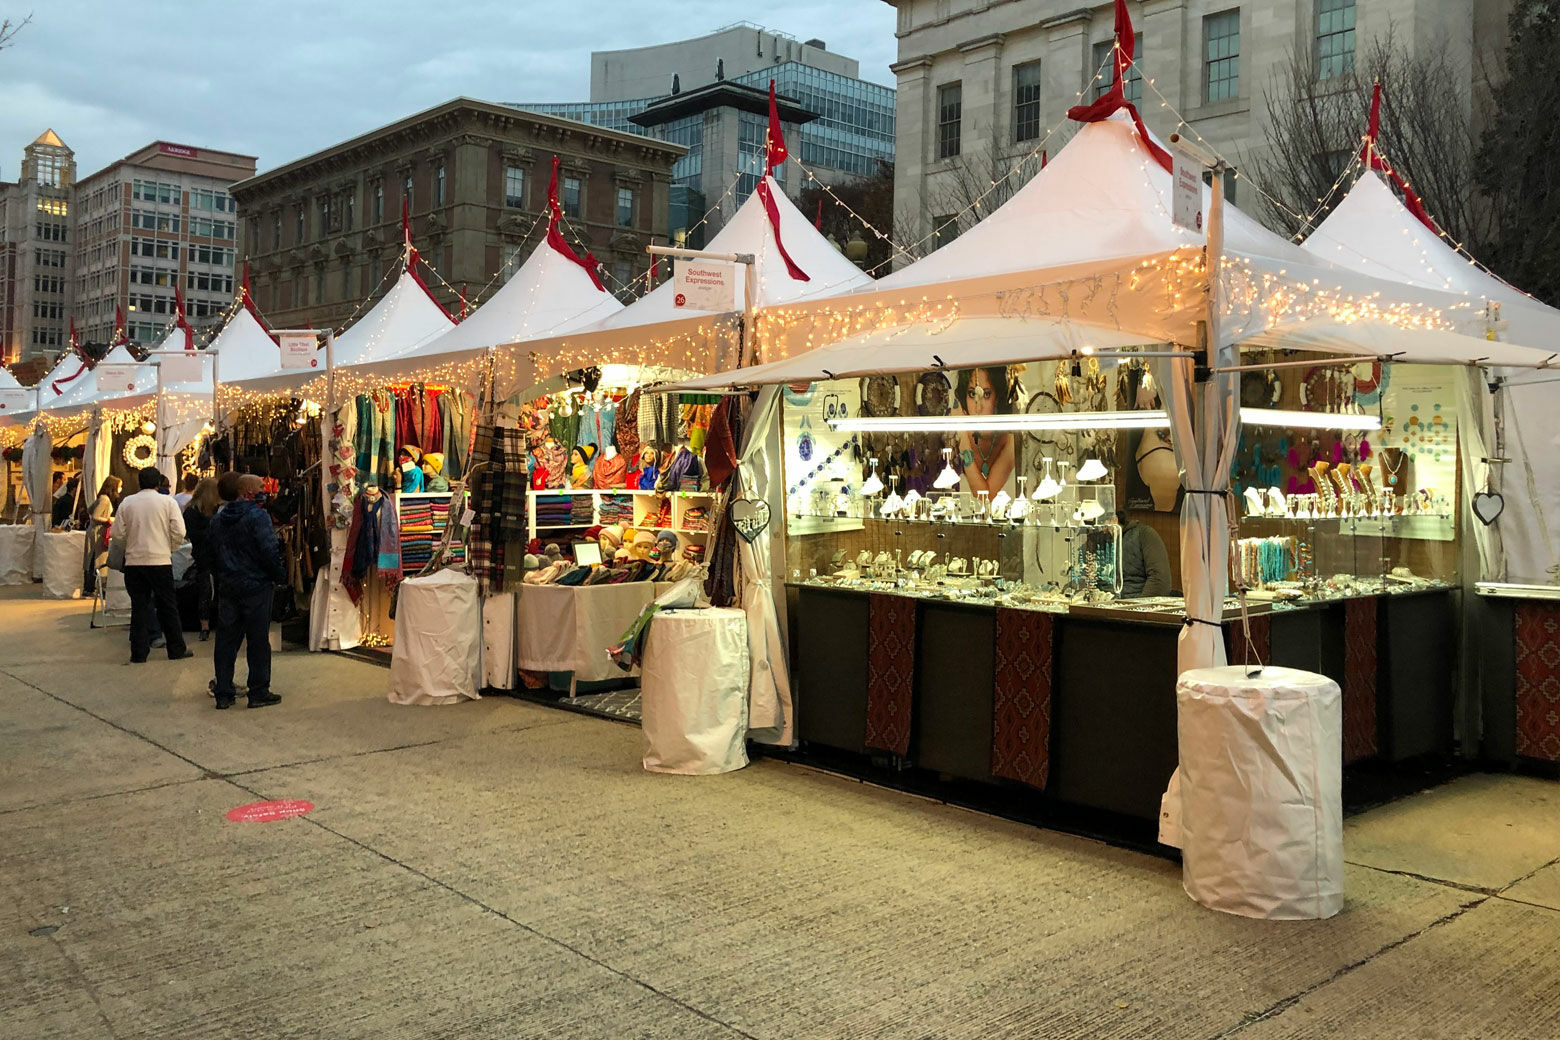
[641,607,750,775]
[1177,665,1343,920]
[40,531,85,599]
[0,524,35,585]
[482,592,516,690]
[389,570,482,706]
[515,581,655,683]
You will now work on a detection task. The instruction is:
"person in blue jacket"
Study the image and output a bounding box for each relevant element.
[208,472,286,709]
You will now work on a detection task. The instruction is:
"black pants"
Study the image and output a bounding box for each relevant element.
[123,565,187,661]
[214,586,273,697]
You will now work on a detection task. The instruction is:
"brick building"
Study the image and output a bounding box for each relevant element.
[230,97,686,332]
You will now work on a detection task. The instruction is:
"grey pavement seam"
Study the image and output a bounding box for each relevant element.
[1201,895,1490,1039]
[217,770,763,1040]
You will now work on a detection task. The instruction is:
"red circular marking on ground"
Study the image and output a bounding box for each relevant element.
[225,799,314,823]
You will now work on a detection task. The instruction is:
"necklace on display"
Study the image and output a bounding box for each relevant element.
[1381,448,1406,487]
[971,432,996,478]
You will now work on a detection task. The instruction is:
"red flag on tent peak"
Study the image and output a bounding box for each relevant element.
[1355,81,1437,233]
[173,287,194,350]
[766,80,788,172]
[68,317,78,351]
[1064,0,1171,172]
[544,155,606,291]
[111,306,127,347]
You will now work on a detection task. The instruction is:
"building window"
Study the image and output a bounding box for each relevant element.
[435,164,446,207]
[1204,10,1240,103]
[320,197,331,233]
[1012,61,1043,143]
[273,215,281,249]
[403,175,414,213]
[315,267,325,306]
[933,215,959,250]
[1094,35,1144,103]
[505,166,526,208]
[562,176,582,218]
[296,207,305,243]
[342,263,353,299]
[345,192,355,230]
[374,184,384,223]
[936,82,962,159]
[1317,0,1356,80]
[616,187,635,228]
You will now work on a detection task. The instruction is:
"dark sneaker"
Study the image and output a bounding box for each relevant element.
[168,649,195,661]
[151,636,167,649]
[247,691,282,709]
[214,696,235,710]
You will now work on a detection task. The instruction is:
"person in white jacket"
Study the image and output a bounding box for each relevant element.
[110,467,192,663]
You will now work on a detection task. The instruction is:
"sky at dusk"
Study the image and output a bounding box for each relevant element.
[0,2,898,178]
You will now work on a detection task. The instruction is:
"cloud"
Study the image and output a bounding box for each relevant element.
[0,2,897,177]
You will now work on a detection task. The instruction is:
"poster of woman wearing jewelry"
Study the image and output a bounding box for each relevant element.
[953,366,1017,495]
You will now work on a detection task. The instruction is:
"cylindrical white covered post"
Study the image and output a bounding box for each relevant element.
[388,570,482,706]
[40,530,86,599]
[640,607,750,775]
[0,524,36,585]
[1177,665,1344,920]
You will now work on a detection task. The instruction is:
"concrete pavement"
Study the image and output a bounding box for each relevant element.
[2,584,1557,1039]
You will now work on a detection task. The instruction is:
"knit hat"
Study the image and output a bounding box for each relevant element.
[523,554,541,570]
[422,452,443,475]
[655,529,679,551]
[574,443,597,464]
[633,530,656,550]
[400,444,422,463]
[599,525,624,551]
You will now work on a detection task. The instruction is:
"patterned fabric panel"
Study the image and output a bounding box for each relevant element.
[992,608,1055,790]
[1343,596,1379,765]
[1515,602,1560,763]
[865,593,916,757]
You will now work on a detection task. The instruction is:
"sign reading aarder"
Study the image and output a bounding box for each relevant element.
[159,143,199,159]
[672,259,737,312]
[278,332,320,370]
[96,363,148,392]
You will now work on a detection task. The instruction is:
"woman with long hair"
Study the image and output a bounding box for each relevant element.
[182,477,221,641]
[953,366,1016,494]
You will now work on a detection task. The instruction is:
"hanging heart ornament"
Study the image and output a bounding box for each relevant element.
[1472,491,1505,526]
[730,496,771,543]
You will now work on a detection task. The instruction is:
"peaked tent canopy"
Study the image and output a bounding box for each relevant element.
[342,238,622,394]
[48,343,156,418]
[1284,170,1560,361]
[232,267,457,399]
[512,174,874,396]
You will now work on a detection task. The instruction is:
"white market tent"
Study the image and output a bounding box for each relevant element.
[233,267,457,400]
[0,364,32,427]
[46,343,157,419]
[512,174,874,397]
[339,237,622,395]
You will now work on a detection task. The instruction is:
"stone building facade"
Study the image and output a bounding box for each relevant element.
[883,0,1510,252]
[230,98,686,331]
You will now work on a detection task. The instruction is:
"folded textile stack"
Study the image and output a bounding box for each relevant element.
[570,495,594,524]
[534,494,576,528]
[597,494,634,526]
[646,497,672,528]
[682,506,709,532]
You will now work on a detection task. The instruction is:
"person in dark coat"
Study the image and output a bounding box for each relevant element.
[182,477,221,642]
[208,472,285,709]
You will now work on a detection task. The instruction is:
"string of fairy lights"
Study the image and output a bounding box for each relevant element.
[1,35,1543,455]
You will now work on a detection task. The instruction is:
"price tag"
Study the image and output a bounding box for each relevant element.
[460,508,476,528]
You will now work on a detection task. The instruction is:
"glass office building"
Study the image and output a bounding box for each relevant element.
[515,61,895,191]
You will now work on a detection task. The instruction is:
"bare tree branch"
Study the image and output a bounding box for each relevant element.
[0,13,33,51]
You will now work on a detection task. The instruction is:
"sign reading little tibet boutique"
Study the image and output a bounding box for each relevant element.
[0,389,31,412]
[672,259,736,312]
[279,332,320,370]
[96,363,146,392]
[1172,153,1203,234]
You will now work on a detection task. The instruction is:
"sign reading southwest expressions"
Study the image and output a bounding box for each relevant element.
[279,332,320,370]
[1172,153,1204,234]
[672,259,736,311]
[159,143,199,159]
[96,363,148,392]
[0,389,31,412]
